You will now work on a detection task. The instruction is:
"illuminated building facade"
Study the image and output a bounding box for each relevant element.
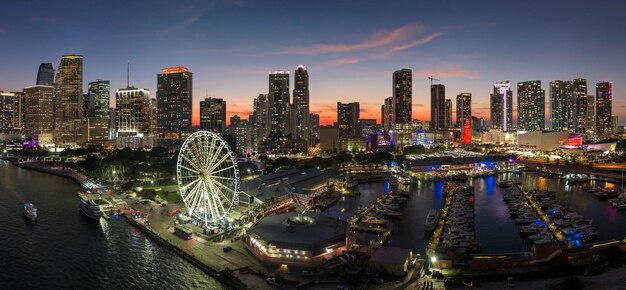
[595,82,613,138]
[430,84,445,130]
[0,92,20,132]
[36,63,55,86]
[199,97,226,134]
[456,93,472,128]
[445,99,452,129]
[292,65,310,149]
[85,80,110,118]
[23,86,55,145]
[54,54,83,145]
[490,81,513,131]
[115,87,150,134]
[310,113,320,141]
[517,81,545,131]
[268,71,290,137]
[572,78,587,134]
[393,69,412,124]
[549,80,573,131]
[157,66,193,140]
[253,94,270,149]
[381,97,393,130]
[337,102,360,138]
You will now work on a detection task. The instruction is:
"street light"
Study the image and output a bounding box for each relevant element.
[430,256,437,263]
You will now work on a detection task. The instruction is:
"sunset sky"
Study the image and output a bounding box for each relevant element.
[1,0,625,126]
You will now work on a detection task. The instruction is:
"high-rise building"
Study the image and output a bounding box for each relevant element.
[392,69,412,124]
[445,99,452,129]
[54,54,83,145]
[115,87,150,134]
[517,81,545,131]
[233,119,251,155]
[292,65,310,149]
[549,80,573,131]
[586,95,595,133]
[430,84,445,131]
[36,63,55,86]
[23,86,55,145]
[337,102,359,138]
[253,93,270,149]
[157,66,193,140]
[612,116,618,133]
[596,82,613,138]
[85,80,110,119]
[199,98,226,134]
[268,71,290,137]
[0,92,19,132]
[456,93,472,128]
[149,98,158,135]
[310,113,320,141]
[490,81,513,131]
[381,97,393,130]
[572,78,588,134]
[229,115,241,136]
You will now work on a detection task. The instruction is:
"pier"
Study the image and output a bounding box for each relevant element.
[426,185,452,256]
[516,184,565,242]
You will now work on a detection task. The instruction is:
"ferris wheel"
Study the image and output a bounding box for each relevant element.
[176,131,240,226]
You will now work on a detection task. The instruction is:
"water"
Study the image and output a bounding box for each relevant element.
[325,172,626,254]
[0,161,224,289]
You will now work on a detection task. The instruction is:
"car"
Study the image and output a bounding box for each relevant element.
[266,277,283,287]
[507,276,515,287]
[222,246,233,253]
[443,277,462,287]
[296,281,312,288]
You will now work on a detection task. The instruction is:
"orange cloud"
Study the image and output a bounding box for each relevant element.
[413,68,480,80]
[390,32,444,52]
[323,57,361,66]
[280,22,424,55]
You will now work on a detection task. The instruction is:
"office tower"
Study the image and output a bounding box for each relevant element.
[23,86,55,145]
[253,93,270,148]
[149,98,158,135]
[456,93,472,128]
[157,66,193,140]
[517,81,545,131]
[612,116,618,133]
[310,113,320,141]
[337,102,360,138]
[199,98,226,134]
[381,97,393,130]
[85,80,110,118]
[268,71,290,137]
[229,115,241,136]
[232,119,251,155]
[490,81,513,131]
[392,69,412,124]
[115,87,150,134]
[36,63,55,86]
[572,78,587,134]
[596,82,613,137]
[430,84,445,130]
[292,65,310,149]
[54,54,83,145]
[549,80,573,131]
[586,95,595,132]
[0,92,18,132]
[445,99,452,129]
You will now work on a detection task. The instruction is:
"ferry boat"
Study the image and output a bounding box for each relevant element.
[424,209,439,232]
[24,203,37,221]
[79,200,103,220]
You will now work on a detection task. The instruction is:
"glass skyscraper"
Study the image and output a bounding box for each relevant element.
[595,82,613,138]
[268,71,290,138]
[54,54,83,145]
[393,69,412,125]
[292,65,310,149]
[549,80,573,131]
[36,63,55,86]
[157,66,193,140]
[490,81,513,131]
[430,84,445,131]
[199,97,226,134]
[517,80,545,131]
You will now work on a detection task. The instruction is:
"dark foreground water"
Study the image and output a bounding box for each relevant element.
[0,161,224,290]
[325,172,626,254]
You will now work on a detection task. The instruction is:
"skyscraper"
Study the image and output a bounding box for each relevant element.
[268,71,290,137]
[586,94,595,132]
[517,81,545,131]
[595,82,613,138]
[456,93,472,128]
[199,98,226,134]
[572,78,587,134]
[444,99,452,129]
[381,97,393,130]
[549,80,573,131]
[430,84,445,131]
[253,93,270,148]
[54,54,83,145]
[292,65,310,149]
[157,66,193,140]
[392,69,412,124]
[115,87,150,134]
[337,102,360,138]
[36,63,55,86]
[490,81,513,131]
[310,113,320,141]
[23,86,55,145]
[85,80,110,118]
[0,92,18,132]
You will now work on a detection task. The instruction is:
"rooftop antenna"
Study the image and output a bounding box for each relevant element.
[428,75,440,87]
[127,60,130,88]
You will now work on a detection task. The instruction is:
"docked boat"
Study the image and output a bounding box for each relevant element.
[497,180,515,188]
[24,203,37,221]
[424,209,439,232]
[79,200,103,220]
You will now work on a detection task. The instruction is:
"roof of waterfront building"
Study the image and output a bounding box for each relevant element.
[248,211,347,250]
[407,154,511,166]
[369,246,412,267]
[241,168,342,201]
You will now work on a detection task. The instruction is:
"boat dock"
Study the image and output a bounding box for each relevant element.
[516,184,566,242]
[426,185,452,256]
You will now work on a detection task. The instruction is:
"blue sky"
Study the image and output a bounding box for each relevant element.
[1,0,625,125]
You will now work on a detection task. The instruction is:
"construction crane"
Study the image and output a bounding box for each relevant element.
[428,76,440,87]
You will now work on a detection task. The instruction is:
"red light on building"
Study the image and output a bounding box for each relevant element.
[567,135,582,146]
[462,118,471,144]
[161,66,189,74]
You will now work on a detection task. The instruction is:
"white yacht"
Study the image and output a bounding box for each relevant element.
[79,200,103,220]
[24,203,37,222]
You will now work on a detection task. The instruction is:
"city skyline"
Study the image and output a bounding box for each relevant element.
[1,0,625,126]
